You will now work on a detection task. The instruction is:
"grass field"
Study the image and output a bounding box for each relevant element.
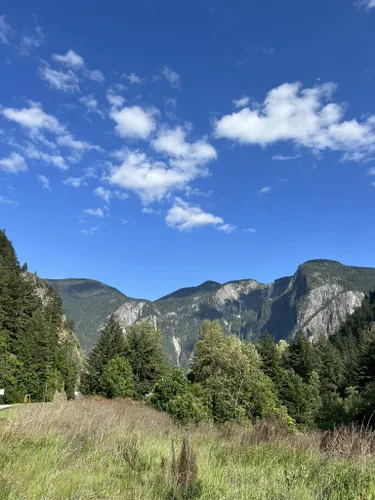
[1,399,375,499]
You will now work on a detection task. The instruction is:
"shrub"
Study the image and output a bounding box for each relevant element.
[100,356,133,398]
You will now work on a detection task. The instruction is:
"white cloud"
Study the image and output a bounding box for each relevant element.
[165,97,177,108]
[109,149,188,204]
[121,219,128,224]
[106,88,125,109]
[215,81,375,162]
[355,0,375,9]
[110,105,156,139]
[233,96,250,108]
[165,198,231,232]
[109,127,217,204]
[1,102,64,134]
[141,207,155,214]
[114,190,129,200]
[217,223,236,233]
[63,176,86,188]
[259,186,272,195]
[19,25,45,56]
[39,66,80,92]
[0,15,11,44]
[368,167,375,175]
[94,186,112,204]
[151,126,217,169]
[161,66,181,89]
[80,94,104,118]
[37,174,51,191]
[52,49,84,68]
[83,208,105,218]
[261,46,275,56]
[23,145,68,170]
[0,195,14,204]
[123,73,145,84]
[272,154,301,161]
[81,226,99,235]
[243,227,256,233]
[85,69,104,83]
[0,152,27,173]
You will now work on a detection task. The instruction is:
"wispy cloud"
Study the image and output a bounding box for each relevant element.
[63,177,86,188]
[81,226,99,236]
[37,174,51,191]
[233,96,250,108]
[243,227,256,233]
[122,72,145,84]
[0,195,14,204]
[355,0,375,10]
[161,66,181,89]
[82,208,105,218]
[272,154,301,161]
[0,15,12,44]
[19,24,45,56]
[0,152,27,173]
[259,186,272,195]
[39,66,80,92]
[94,186,112,204]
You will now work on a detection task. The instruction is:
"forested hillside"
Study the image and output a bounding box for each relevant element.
[0,230,81,404]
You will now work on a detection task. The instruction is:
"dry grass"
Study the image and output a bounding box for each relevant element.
[1,399,375,498]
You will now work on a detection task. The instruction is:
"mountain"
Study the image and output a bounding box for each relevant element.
[46,259,375,366]
[45,278,131,351]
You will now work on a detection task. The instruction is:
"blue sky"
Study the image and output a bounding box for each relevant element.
[1,0,375,300]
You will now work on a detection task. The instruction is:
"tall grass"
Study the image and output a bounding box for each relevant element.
[1,399,375,499]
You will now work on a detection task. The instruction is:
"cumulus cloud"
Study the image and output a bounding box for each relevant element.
[82,208,105,218]
[259,186,272,195]
[151,126,217,170]
[123,73,145,84]
[39,66,80,92]
[0,15,11,44]
[109,127,217,204]
[1,102,64,134]
[355,0,375,9]
[161,66,181,89]
[106,88,125,109]
[110,105,157,139]
[94,186,112,204]
[233,96,250,108]
[19,25,45,56]
[272,154,301,161]
[215,82,375,162]
[166,198,231,232]
[23,145,68,170]
[37,174,51,190]
[0,152,27,173]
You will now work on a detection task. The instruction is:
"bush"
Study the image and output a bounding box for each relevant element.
[168,391,211,425]
[100,356,134,399]
[150,368,190,411]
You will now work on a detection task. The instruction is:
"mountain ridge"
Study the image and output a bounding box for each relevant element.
[46,259,375,365]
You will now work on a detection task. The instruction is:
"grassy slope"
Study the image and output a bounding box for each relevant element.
[1,400,375,499]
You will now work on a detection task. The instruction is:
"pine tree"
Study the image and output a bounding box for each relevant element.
[81,315,125,395]
[124,322,167,398]
[283,331,317,383]
[257,332,281,380]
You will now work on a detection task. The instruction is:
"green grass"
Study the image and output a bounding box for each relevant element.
[1,399,375,499]
[0,409,11,420]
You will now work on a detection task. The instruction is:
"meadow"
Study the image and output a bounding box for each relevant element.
[1,399,375,499]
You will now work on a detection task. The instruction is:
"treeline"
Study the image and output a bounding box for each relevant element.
[0,230,80,403]
[82,291,375,430]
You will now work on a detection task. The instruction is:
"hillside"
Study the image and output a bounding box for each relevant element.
[47,259,375,365]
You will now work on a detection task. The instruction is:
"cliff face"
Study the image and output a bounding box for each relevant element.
[47,260,375,366]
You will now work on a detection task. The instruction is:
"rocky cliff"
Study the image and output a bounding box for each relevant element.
[47,259,375,366]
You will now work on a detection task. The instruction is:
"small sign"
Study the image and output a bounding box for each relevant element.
[0,389,4,396]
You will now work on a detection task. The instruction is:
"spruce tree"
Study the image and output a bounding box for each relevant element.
[81,315,125,394]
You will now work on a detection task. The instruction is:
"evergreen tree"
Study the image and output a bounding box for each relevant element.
[124,322,167,397]
[257,332,281,380]
[283,331,317,382]
[81,315,125,394]
[100,356,133,398]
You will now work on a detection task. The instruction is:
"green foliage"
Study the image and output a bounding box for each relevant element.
[100,356,133,398]
[150,368,190,412]
[81,315,125,395]
[0,230,80,403]
[168,391,211,425]
[191,321,280,424]
[124,323,167,398]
